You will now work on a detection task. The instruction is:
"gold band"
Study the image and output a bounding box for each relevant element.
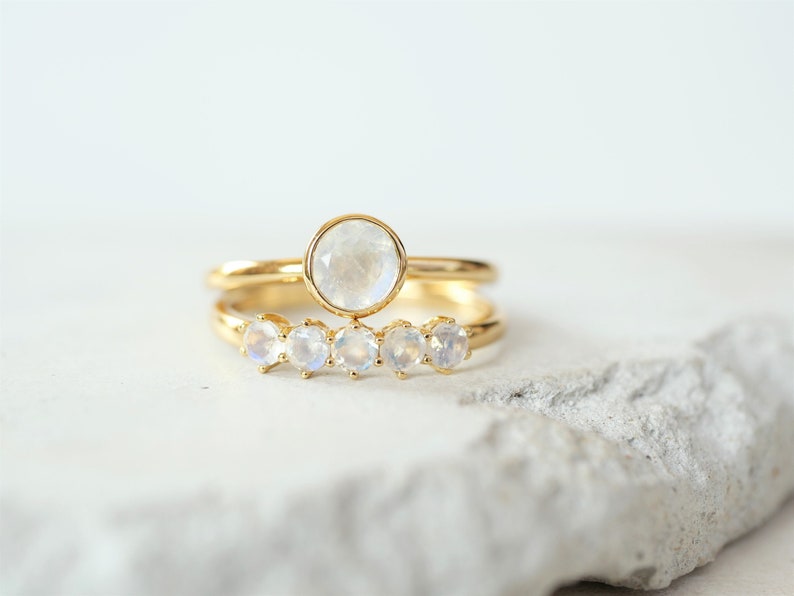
[207,257,498,291]
[212,279,505,351]
[207,214,504,379]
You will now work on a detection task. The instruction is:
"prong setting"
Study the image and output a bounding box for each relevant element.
[239,314,471,378]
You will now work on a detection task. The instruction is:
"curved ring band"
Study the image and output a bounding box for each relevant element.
[213,281,505,351]
[208,214,504,379]
[208,257,498,291]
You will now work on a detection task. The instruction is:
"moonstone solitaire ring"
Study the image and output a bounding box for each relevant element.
[208,214,504,379]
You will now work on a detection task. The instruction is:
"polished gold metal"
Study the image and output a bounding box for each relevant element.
[212,282,504,352]
[212,283,503,378]
[207,256,497,291]
[208,214,504,379]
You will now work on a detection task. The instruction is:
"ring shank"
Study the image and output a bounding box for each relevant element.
[208,257,497,291]
[213,280,504,350]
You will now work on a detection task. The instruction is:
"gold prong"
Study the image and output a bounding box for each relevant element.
[465,327,473,337]
[446,318,455,324]
[464,350,472,360]
[375,335,385,345]
[326,334,335,344]
[374,357,384,367]
[325,357,334,367]
[382,319,410,334]
[300,370,313,379]
[395,371,407,380]
[348,370,359,380]
[255,313,267,322]
[422,355,433,365]
[278,353,288,363]
[257,365,269,374]
[423,332,432,341]
[237,323,247,333]
[278,332,288,342]
[239,346,248,357]
[350,320,361,330]
[301,319,310,327]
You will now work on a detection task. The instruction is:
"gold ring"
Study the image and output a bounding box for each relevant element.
[207,214,504,380]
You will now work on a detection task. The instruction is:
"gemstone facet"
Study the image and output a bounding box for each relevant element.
[429,322,469,370]
[286,325,330,372]
[332,325,379,373]
[243,320,283,366]
[381,326,426,372]
[308,217,402,314]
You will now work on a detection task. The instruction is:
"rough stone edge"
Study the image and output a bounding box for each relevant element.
[1,318,792,595]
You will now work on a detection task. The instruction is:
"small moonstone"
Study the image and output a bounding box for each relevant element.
[429,322,469,369]
[286,325,330,372]
[243,320,283,366]
[381,326,426,372]
[332,326,379,373]
[310,218,401,313]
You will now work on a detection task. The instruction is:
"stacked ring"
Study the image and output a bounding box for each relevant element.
[208,214,504,379]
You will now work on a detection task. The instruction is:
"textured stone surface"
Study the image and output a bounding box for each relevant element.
[0,222,791,595]
[95,320,791,596]
[556,496,794,595]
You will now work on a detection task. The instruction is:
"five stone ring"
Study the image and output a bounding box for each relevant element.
[208,214,504,379]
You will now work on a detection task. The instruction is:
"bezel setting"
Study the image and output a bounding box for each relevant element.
[303,214,408,319]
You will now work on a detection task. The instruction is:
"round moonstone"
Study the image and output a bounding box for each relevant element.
[286,325,330,372]
[332,326,379,373]
[310,218,401,313]
[243,320,283,366]
[429,323,469,369]
[381,326,426,372]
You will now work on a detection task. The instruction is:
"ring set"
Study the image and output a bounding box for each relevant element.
[208,214,504,380]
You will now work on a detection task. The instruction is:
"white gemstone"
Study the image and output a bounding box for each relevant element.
[429,323,469,369]
[381,326,426,372]
[243,320,283,366]
[332,326,379,373]
[286,325,330,372]
[310,218,401,313]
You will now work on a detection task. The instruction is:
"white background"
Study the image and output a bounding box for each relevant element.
[2,1,792,231]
